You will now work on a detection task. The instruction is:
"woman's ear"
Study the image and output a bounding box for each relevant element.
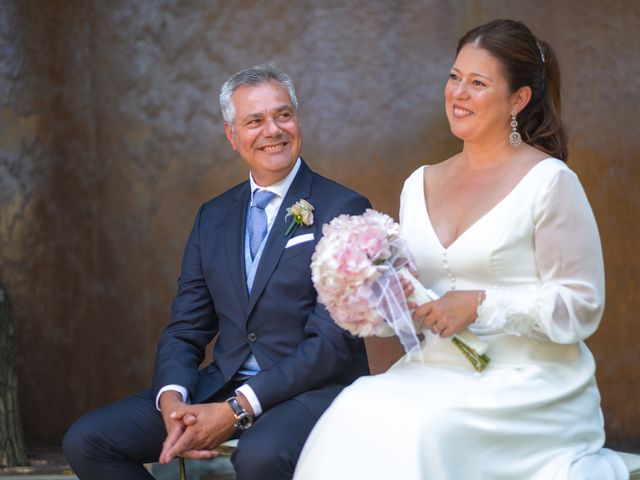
[512,86,532,114]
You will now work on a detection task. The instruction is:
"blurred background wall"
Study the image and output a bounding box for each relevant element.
[1,0,638,451]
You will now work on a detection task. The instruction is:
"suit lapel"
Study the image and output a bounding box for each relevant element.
[225,183,251,311]
[246,161,313,316]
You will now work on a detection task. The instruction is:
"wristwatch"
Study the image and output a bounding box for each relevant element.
[225,396,253,430]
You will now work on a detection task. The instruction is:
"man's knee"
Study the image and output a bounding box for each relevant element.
[231,398,318,479]
[63,408,127,465]
[232,432,295,480]
[63,415,98,464]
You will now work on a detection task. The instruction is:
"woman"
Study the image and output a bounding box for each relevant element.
[293,19,628,479]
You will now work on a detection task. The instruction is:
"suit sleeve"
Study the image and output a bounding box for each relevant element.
[245,194,371,411]
[151,205,219,401]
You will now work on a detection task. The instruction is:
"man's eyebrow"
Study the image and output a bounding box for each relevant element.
[241,112,263,121]
[242,105,292,118]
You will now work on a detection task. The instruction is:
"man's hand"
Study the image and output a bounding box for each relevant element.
[159,396,246,464]
[158,390,195,463]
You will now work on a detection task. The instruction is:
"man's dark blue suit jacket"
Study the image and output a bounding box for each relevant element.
[151,160,370,418]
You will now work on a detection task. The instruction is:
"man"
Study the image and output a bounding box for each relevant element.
[63,62,370,479]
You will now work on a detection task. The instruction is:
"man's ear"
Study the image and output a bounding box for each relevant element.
[224,122,237,151]
[512,86,532,114]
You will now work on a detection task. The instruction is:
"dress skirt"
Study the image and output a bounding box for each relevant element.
[294,334,628,479]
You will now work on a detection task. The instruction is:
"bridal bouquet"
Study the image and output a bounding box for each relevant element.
[311,209,490,371]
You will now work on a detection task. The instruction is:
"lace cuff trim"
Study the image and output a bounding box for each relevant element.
[476,287,542,337]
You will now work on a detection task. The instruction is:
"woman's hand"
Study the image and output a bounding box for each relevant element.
[400,270,418,308]
[411,290,480,338]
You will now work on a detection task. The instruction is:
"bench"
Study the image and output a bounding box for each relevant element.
[176,443,640,479]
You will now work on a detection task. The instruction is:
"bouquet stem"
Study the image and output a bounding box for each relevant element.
[398,268,491,372]
[451,336,490,372]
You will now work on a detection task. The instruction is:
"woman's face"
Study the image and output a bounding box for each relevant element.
[444,43,516,145]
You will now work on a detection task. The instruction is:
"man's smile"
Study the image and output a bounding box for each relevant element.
[259,142,289,153]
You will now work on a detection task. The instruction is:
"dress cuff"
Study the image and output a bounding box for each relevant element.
[476,288,541,337]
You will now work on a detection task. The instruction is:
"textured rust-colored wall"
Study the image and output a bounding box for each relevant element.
[1,0,638,450]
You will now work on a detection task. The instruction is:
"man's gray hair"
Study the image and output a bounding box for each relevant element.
[219,62,299,126]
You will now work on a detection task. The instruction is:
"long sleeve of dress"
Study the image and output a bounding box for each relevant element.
[476,167,605,344]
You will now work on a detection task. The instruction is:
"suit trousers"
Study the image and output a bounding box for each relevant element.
[63,386,319,480]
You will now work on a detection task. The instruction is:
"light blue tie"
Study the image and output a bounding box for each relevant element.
[248,189,276,259]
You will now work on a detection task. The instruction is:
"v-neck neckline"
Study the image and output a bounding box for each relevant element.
[420,158,551,250]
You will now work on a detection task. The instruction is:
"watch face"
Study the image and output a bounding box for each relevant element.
[237,412,253,430]
[226,397,253,430]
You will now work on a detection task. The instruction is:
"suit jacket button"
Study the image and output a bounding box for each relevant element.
[248,333,257,342]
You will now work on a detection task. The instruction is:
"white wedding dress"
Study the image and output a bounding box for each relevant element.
[294,158,628,479]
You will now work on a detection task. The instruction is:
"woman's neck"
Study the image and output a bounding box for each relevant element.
[460,138,514,169]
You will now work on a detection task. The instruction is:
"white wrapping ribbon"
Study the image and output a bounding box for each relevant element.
[363,238,422,359]
[363,236,489,361]
[368,266,422,358]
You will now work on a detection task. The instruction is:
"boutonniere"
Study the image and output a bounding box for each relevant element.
[285,199,314,236]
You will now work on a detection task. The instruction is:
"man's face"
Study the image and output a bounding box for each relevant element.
[224,80,302,186]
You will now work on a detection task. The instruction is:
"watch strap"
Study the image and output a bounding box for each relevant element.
[225,396,253,430]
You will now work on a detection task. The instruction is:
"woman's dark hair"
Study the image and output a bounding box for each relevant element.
[457,19,568,162]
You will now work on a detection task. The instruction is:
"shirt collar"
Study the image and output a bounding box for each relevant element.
[249,157,301,203]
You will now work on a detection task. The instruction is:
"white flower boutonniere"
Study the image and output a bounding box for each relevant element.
[285,199,314,236]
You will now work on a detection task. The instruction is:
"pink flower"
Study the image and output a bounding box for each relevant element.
[311,209,403,337]
[311,209,490,370]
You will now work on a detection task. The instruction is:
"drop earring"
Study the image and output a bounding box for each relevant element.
[509,111,522,147]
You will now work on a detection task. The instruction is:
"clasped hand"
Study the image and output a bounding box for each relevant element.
[402,279,479,337]
[158,392,236,464]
